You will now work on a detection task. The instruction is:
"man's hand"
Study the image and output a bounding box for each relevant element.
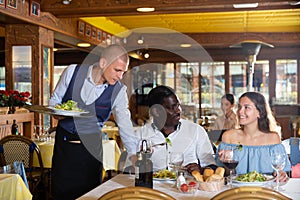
[185,163,200,174]
[52,115,66,120]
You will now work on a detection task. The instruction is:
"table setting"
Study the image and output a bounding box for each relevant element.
[77,173,300,200]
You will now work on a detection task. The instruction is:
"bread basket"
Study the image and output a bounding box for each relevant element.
[198,178,224,192]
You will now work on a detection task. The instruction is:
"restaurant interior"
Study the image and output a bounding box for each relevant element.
[0,0,300,199]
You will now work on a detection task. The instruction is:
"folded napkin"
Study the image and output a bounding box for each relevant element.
[292,163,300,178]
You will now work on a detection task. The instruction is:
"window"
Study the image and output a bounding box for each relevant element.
[229,60,269,100]
[275,59,297,104]
[200,62,225,116]
[12,46,32,93]
[0,66,5,90]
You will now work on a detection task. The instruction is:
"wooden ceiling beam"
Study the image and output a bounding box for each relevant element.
[123,32,300,50]
[41,0,298,17]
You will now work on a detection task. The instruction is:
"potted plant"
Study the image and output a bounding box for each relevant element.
[0,90,31,114]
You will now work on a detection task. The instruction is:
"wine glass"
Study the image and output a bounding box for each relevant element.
[168,152,184,187]
[270,151,286,191]
[219,145,239,188]
[168,152,183,173]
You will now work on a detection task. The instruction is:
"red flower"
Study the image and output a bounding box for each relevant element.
[0,90,31,107]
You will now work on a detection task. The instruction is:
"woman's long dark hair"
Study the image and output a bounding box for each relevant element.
[239,92,278,133]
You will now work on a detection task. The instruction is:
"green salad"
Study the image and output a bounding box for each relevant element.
[54,100,83,112]
[235,170,267,182]
[153,169,176,179]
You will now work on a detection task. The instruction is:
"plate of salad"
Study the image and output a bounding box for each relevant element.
[153,169,176,181]
[48,100,89,117]
[232,170,275,186]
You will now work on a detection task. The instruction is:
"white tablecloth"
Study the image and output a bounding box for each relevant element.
[77,174,300,200]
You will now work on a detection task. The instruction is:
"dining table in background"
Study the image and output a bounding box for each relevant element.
[0,174,32,200]
[77,174,300,200]
[102,125,141,150]
[33,139,121,172]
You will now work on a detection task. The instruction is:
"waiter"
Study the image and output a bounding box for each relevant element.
[49,44,136,200]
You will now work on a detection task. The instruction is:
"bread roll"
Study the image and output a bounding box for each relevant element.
[215,167,225,178]
[192,170,204,182]
[205,174,223,182]
[203,168,214,181]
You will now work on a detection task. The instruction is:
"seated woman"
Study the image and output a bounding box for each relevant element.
[212,93,238,130]
[216,92,291,182]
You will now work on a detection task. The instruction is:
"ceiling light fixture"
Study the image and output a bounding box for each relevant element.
[136,7,155,12]
[180,44,192,48]
[77,42,91,47]
[289,1,300,5]
[144,52,150,59]
[233,3,258,9]
[62,0,72,5]
[137,36,144,45]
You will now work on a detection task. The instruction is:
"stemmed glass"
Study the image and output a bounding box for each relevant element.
[168,152,183,173]
[270,151,286,191]
[219,145,239,188]
[168,152,184,187]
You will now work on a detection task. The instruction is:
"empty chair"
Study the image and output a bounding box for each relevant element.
[290,137,300,166]
[0,135,46,197]
[98,186,175,200]
[211,186,291,200]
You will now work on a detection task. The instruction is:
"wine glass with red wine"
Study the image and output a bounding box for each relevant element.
[219,145,239,188]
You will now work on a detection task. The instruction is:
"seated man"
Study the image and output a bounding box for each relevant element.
[133,85,217,174]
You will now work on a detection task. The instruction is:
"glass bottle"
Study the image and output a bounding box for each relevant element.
[144,152,153,189]
[176,171,186,188]
[135,152,144,187]
[11,120,19,135]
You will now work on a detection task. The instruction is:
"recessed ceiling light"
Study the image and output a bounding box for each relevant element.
[233,3,258,8]
[136,7,155,12]
[77,42,91,47]
[137,36,144,45]
[62,0,72,5]
[144,52,150,59]
[180,44,191,48]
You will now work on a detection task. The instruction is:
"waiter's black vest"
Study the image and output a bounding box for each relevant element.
[58,64,122,134]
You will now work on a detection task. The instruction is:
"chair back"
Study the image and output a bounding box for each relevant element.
[211,186,292,200]
[98,186,176,200]
[290,137,300,166]
[0,135,44,192]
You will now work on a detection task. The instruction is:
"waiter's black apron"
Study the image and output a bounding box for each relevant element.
[51,125,102,200]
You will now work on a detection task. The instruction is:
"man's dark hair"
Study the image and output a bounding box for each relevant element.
[147,85,175,107]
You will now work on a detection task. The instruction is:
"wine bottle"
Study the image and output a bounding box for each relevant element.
[11,120,19,135]
[144,152,153,189]
[135,152,145,187]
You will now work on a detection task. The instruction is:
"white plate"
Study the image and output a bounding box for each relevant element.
[47,107,89,117]
[153,177,176,181]
[232,174,275,186]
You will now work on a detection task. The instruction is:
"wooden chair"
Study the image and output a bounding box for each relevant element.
[0,135,46,199]
[211,186,292,200]
[98,186,176,200]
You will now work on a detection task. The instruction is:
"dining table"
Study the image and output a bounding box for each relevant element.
[0,174,32,200]
[77,174,300,200]
[32,139,121,171]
